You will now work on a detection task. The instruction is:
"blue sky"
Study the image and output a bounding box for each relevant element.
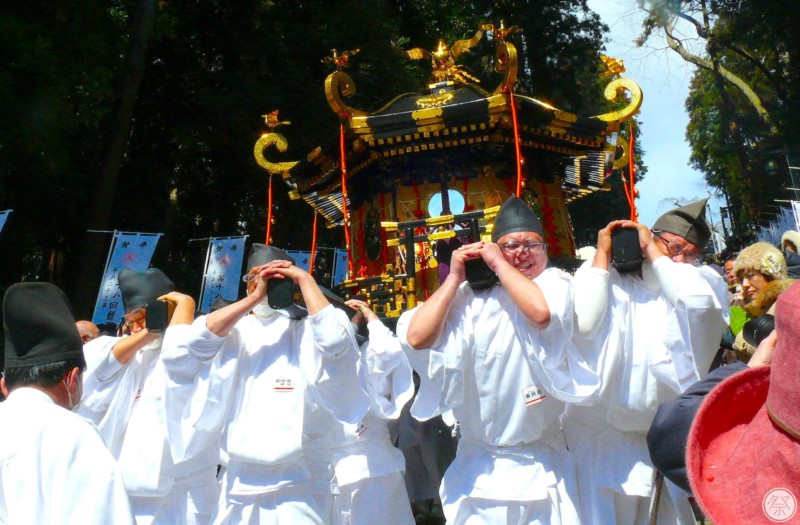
[585,0,726,229]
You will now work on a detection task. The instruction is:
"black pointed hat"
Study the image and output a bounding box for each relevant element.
[246,243,295,270]
[491,195,544,242]
[652,199,711,248]
[3,282,85,368]
[118,267,175,313]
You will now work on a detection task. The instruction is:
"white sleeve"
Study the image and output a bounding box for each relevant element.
[304,306,370,425]
[523,269,600,403]
[651,258,731,388]
[309,304,354,359]
[362,319,414,419]
[572,261,610,336]
[161,317,240,462]
[78,336,141,455]
[79,336,129,423]
[396,307,448,422]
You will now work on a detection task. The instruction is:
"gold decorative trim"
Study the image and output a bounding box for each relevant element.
[415,91,455,109]
[324,71,367,118]
[593,78,643,123]
[612,135,629,170]
[493,42,518,95]
[253,133,299,175]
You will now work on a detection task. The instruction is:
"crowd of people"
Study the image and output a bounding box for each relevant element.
[0,195,797,525]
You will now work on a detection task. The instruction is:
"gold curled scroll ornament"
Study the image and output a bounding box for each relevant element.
[493,41,518,95]
[325,71,367,118]
[254,133,299,175]
[593,78,643,123]
[612,134,630,170]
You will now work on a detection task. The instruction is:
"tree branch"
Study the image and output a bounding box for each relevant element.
[662,17,776,133]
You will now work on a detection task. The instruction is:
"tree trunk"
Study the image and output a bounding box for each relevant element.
[73,0,156,317]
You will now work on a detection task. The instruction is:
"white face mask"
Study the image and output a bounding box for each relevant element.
[252,299,278,319]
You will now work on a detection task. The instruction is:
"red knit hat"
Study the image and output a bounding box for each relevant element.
[688,282,800,524]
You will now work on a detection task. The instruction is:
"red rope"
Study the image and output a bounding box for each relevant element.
[265,175,273,245]
[412,181,423,219]
[339,123,353,278]
[538,181,558,251]
[462,176,474,211]
[627,122,638,221]
[379,193,388,265]
[356,207,367,268]
[309,211,318,274]
[510,93,524,197]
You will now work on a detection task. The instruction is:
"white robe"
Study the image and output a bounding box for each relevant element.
[328,319,416,525]
[161,305,370,524]
[0,388,134,525]
[566,258,730,525]
[79,335,219,525]
[397,267,599,525]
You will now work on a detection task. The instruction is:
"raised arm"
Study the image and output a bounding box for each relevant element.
[204,260,291,336]
[111,328,160,365]
[481,242,550,328]
[278,264,330,315]
[159,291,196,327]
[574,220,635,335]
[404,241,476,349]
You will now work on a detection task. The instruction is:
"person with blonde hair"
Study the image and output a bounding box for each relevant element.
[732,242,795,361]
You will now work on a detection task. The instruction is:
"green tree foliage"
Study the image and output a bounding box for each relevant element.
[638,0,800,240]
[0,0,633,314]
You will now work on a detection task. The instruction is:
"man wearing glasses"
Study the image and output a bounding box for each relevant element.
[399,195,599,525]
[565,200,730,525]
[79,268,218,525]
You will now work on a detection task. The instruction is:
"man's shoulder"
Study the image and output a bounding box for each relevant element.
[534,266,573,289]
[0,394,103,449]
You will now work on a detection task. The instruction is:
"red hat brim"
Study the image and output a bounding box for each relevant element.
[688,365,800,524]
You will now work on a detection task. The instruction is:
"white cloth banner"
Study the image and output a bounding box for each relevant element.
[199,236,247,313]
[92,232,163,325]
[285,250,311,272]
[793,201,800,232]
[332,248,349,285]
[778,207,794,237]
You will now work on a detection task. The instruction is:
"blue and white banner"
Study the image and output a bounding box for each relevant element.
[92,232,163,325]
[777,206,794,238]
[285,250,312,272]
[0,210,12,234]
[199,236,247,313]
[793,201,800,232]
[331,249,349,285]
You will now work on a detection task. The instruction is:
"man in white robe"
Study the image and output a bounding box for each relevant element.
[0,282,134,525]
[566,204,730,524]
[321,299,416,525]
[399,195,599,525]
[160,244,369,524]
[79,268,219,525]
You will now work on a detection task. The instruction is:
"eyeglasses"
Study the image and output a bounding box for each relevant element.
[123,309,146,330]
[499,241,548,255]
[242,273,258,283]
[653,233,700,264]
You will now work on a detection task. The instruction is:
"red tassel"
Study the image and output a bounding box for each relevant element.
[510,93,524,197]
[265,175,273,245]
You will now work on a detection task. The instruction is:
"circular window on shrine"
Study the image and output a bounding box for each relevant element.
[427,189,465,218]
